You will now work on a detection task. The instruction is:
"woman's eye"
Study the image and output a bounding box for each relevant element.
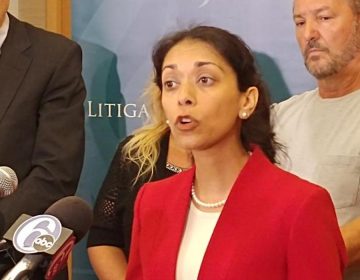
[198,77,214,85]
[163,80,177,89]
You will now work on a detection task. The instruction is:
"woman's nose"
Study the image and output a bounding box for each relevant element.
[177,83,196,106]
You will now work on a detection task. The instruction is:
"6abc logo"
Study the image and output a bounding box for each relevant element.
[13,215,62,254]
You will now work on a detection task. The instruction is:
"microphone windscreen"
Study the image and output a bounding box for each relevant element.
[0,212,4,236]
[0,166,18,197]
[44,196,93,242]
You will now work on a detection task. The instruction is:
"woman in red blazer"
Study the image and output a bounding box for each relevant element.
[126,26,347,280]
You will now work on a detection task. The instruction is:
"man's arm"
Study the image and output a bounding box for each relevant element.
[341,217,360,267]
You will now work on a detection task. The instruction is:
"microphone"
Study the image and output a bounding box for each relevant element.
[0,212,5,238]
[1,196,93,280]
[0,167,18,273]
[0,167,18,197]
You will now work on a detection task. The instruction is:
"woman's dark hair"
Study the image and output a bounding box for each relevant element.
[152,25,279,163]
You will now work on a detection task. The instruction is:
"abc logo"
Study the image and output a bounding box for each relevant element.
[13,214,62,254]
[33,235,55,251]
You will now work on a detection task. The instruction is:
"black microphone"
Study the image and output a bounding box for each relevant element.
[1,196,93,280]
[0,167,18,198]
[0,237,16,267]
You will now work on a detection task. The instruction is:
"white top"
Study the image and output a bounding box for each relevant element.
[0,13,9,52]
[176,202,221,280]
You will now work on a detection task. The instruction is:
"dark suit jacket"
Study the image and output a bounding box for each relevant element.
[0,14,85,235]
[126,148,347,280]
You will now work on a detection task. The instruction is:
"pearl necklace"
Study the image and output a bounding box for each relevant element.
[191,184,227,208]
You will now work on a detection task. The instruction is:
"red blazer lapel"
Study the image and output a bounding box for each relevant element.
[148,168,195,278]
[198,148,276,279]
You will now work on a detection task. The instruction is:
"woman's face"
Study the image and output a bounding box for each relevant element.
[161,39,248,152]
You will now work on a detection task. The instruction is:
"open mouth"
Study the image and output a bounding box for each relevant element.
[175,115,198,131]
[179,116,192,124]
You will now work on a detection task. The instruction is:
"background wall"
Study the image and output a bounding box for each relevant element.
[71,0,316,279]
[8,1,317,278]
[8,0,19,17]
[9,0,45,28]
[8,0,71,37]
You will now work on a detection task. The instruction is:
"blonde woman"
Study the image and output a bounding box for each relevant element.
[87,82,192,280]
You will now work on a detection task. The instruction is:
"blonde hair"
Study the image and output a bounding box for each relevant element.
[122,78,169,185]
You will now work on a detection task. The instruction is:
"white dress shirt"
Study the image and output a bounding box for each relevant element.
[0,13,10,52]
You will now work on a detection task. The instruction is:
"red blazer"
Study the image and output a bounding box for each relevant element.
[126,148,347,280]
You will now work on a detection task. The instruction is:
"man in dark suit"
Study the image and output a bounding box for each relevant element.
[0,0,85,278]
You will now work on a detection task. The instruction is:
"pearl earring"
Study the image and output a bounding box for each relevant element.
[240,112,248,119]
[166,119,170,125]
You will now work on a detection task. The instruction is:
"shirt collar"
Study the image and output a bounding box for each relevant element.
[0,13,10,53]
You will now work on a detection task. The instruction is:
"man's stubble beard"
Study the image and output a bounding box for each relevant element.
[304,20,360,80]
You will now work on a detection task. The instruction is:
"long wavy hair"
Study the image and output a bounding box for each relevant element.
[152,25,280,162]
[121,80,169,185]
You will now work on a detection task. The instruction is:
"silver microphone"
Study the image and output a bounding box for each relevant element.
[1,254,44,280]
[0,167,18,197]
